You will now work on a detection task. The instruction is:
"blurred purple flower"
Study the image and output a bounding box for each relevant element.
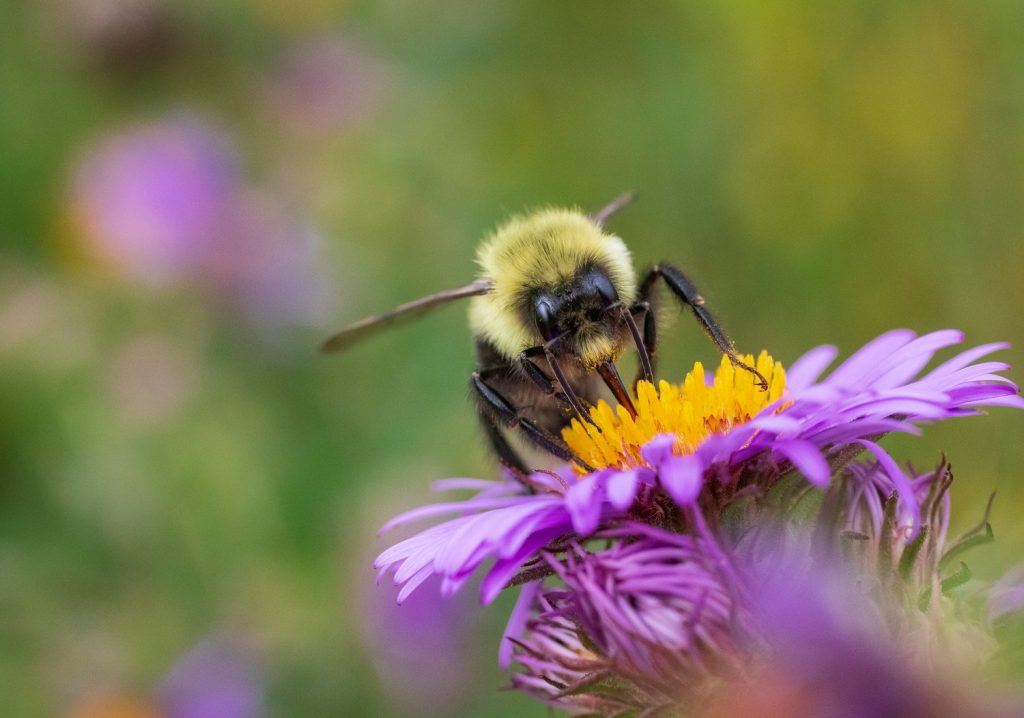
[157,637,263,718]
[375,330,1021,605]
[201,189,334,329]
[70,115,336,328]
[697,549,1021,718]
[360,575,473,717]
[991,563,1024,623]
[71,116,236,286]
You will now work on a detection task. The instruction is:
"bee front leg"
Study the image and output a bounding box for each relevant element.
[518,348,573,406]
[623,301,655,388]
[471,370,592,472]
[640,263,767,391]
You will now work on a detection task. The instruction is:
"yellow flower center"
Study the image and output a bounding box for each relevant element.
[562,351,787,472]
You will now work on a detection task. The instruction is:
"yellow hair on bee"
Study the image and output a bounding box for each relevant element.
[468,208,637,361]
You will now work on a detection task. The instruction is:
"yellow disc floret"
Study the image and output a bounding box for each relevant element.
[562,351,787,472]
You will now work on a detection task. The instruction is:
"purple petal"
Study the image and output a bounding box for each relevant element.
[834,397,950,420]
[481,527,566,603]
[924,341,1011,380]
[823,330,916,388]
[947,384,1021,405]
[565,474,603,535]
[499,581,541,668]
[379,495,531,534]
[786,344,838,391]
[397,565,437,604]
[641,433,677,466]
[856,440,921,537]
[807,419,920,445]
[868,330,963,389]
[773,440,830,486]
[984,394,1024,408]
[659,455,704,504]
[745,415,803,433]
[607,469,642,510]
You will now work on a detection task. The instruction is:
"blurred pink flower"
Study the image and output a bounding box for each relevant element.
[266,37,380,136]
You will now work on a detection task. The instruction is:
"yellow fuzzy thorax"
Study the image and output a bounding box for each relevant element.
[562,351,787,472]
[468,208,636,360]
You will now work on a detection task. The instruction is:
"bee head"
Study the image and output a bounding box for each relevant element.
[468,207,637,363]
[532,266,626,367]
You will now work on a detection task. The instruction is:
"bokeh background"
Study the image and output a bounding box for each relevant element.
[3,1,1024,715]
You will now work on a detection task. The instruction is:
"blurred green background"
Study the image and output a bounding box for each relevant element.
[2,1,1024,715]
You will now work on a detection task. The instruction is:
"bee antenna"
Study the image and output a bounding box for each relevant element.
[590,191,637,227]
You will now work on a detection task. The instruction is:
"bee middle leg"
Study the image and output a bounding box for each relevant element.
[471,369,592,472]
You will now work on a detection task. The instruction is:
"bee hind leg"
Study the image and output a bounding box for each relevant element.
[477,412,530,479]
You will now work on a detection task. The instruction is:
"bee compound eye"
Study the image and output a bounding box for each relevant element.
[534,297,561,342]
[588,271,619,306]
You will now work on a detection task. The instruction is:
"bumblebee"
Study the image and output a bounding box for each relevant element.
[322,194,766,474]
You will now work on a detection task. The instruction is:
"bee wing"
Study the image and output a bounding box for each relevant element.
[320,278,492,353]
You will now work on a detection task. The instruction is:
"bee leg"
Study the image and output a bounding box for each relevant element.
[518,349,573,407]
[641,263,768,391]
[541,346,595,425]
[623,302,655,388]
[477,411,530,478]
[471,371,593,472]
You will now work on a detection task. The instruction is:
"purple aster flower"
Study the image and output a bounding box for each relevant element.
[507,524,739,715]
[508,474,1021,717]
[376,330,1021,605]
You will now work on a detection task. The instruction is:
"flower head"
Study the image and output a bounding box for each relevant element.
[377,330,1020,605]
[563,351,788,472]
[373,328,1024,715]
[509,524,739,714]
